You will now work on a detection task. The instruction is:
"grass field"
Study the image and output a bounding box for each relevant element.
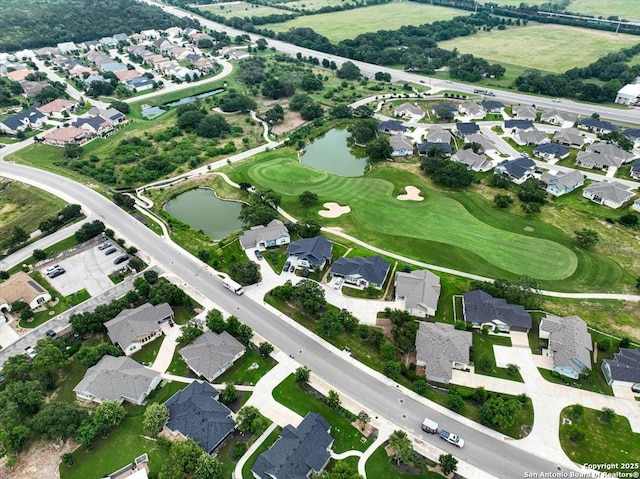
[224,151,578,281]
[438,24,640,73]
[365,447,445,479]
[263,3,464,42]
[285,0,353,11]
[197,2,289,18]
[569,0,640,21]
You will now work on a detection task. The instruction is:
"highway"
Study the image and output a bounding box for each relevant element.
[0,159,571,478]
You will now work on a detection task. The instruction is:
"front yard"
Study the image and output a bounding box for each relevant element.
[472,332,524,382]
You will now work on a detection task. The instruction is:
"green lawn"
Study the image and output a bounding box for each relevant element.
[263,3,464,42]
[173,305,194,325]
[65,289,90,307]
[365,446,445,479]
[54,357,90,404]
[215,347,276,386]
[559,406,640,467]
[537,368,612,396]
[473,332,524,382]
[568,0,640,21]
[241,427,282,479]
[167,346,196,378]
[199,2,289,18]
[273,375,370,453]
[130,336,165,367]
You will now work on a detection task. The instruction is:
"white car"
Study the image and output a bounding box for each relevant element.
[24,346,37,359]
[552,98,561,103]
[332,277,344,290]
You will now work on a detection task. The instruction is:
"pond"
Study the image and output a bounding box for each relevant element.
[164,188,244,240]
[301,128,367,176]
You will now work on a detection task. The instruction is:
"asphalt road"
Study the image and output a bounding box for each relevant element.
[0,160,570,478]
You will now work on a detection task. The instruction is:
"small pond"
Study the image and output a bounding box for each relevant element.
[301,128,367,177]
[164,188,243,240]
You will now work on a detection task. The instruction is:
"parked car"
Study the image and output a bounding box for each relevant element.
[45,265,61,275]
[439,430,464,448]
[552,98,561,102]
[289,264,296,272]
[24,346,37,359]
[168,319,174,327]
[45,329,57,338]
[48,267,66,278]
[332,277,344,290]
[114,254,129,265]
[104,247,117,255]
[283,261,291,272]
[98,242,112,250]
[254,250,263,260]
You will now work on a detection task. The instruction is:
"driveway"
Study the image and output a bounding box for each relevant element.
[0,320,20,348]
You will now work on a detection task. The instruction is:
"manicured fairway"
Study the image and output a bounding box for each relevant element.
[226,152,577,280]
[262,3,464,42]
[438,24,640,73]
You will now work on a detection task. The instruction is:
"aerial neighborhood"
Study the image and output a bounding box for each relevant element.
[1,1,640,479]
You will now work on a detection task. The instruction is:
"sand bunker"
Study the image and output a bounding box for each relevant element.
[318,202,351,218]
[397,186,424,201]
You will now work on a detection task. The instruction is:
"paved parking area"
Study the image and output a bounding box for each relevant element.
[42,243,128,297]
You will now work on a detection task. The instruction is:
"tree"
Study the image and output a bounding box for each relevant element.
[447,392,465,414]
[265,104,285,124]
[0,270,9,280]
[597,338,610,351]
[319,460,363,479]
[74,220,105,242]
[388,429,413,465]
[196,114,231,138]
[413,379,429,396]
[148,279,189,306]
[571,404,584,420]
[479,397,522,429]
[506,363,520,377]
[365,136,392,162]
[569,428,585,443]
[600,407,615,423]
[76,342,122,367]
[292,279,326,316]
[195,454,223,479]
[357,411,370,431]
[295,218,321,238]
[326,390,341,409]
[142,403,169,437]
[177,320,204,345]
[384,361,401,380]
[331,104,352,119]
[336,61,360,80]
[32,249,47,261]
[143,270,159,284]
[229,261,261,285]
[439,453,458,476]
[30,402,89,440]
[258,341,274,358]
[219,384,239,405]
[389,310,418,354]
[298,190,318,206]
[574,228,599,249]
[620,336,631,348]
[421,157,475,187]
[300,101,323,121]
[380,341,395,360]
[262,77,294,99]
[493,194,514,209]
[110,100,130,114]
[619,213,638,227]
[159,438,203,479]
[61,453,75,467]
[0,380,45,416]
[74,423,98,450]
[472,387,488,404]
[64,142,83,159]
[237,406,268,435]
[113,192,136,210]
[207,309,227,333]
[239,203,278,227]
[92,400,126,434]
[295,366,311,385]
[374,71,391,82]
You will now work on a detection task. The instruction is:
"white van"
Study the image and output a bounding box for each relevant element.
[422,417,438,434]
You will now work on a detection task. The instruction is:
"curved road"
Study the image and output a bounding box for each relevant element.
[0,160,569,478]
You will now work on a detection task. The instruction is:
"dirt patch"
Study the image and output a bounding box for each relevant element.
[271,110,308,136]
[0,439,76,479]
[318,202,350,218]
[375,317,393,339]
[397,186,424,201]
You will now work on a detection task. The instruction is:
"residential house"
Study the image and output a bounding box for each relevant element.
[417,141,451,156]
[458,101,485,120]
[125,76,155,92]
[534,143,570,161]
[0,107,46,134]
[190,32,215,45]
[415,322,472,384]
[539,315,592,380]
[69,64,97,78]
[552,128,586,148]
[219,47,250,61]
[481,100,504,113]
[615,81,640,106]
[286,236,333,270]
[13,49,34,60]
[153,37,174,52]
[330,256,390,289]
[633,198,640,214]
[578,118,618,134]
[113,33,129,43]
[186,54,214,71]
[451,149,492,172]
[43,126,87,146]
[378,119,407,135]
[602,349,640,389]
[165,381,235,454]
[141,30,160,40]
[37,98,78,118]
[102,454,150,479]
[57,42,78,54]
[7,69,34,82]
[514,129,549,146]
[540,109,577,128]
[389,134,414,156]
[83,74,107,87]
[34,47,59,57]
[86,51,114,66]
[114,69,142,82]
[454,122,480,139]
[179,331,245,382]
[430,103,457,117]
[105,302,173,355]
[88,106,126,124]
[394,269,441,318]
[582,181,634,209]
[101,62,128,73]
[252,413,333,479]
[165,27,184,38]
[425,126,452,144]
[19,80,49,98]
[576,143,633,170]
[630,160,640,180]
[168,46,193,60]
[128,33,146,44]
[462,289,532,332]
[393,102,424,120]
[73,355,161,405]
[540,170,585,197]
[494,157,536,185]
[504,119,535,133]
[0,271,51,311]
[99,37,118,48]
[464,133,496,154]
[585,143,634,165]
[511,105,536,121]
[623,128,640,148]
[239,219,290,250]
[72,116,113,136]
[80,40,100,50]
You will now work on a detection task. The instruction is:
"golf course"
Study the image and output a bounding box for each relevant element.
[224,151,596,282]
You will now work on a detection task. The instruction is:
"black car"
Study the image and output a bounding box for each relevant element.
[283,261,291,272]
[46,329,57,338]
[48,267,66,278]
[114,254,129,265]
[168,319,174,327]
[104,247,117,255]
[254,250,263,260]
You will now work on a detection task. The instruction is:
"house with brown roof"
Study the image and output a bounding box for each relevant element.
[114,69,142,82]
[0,271,51,311]
[43,126,88,146]
[37,99,78,118]
[7,69,34,82]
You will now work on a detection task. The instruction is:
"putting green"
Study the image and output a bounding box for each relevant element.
[237,154,578,280]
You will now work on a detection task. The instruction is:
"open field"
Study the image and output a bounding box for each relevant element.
[285,0,354,11]
[262,3,464,42]
[197,2,290,18]
[438,24,640,73]
[568,0,640,21]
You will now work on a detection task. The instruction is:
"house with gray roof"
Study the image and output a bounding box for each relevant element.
[584,143,635,166]
[454,122,480,139]
[165,381,235,453]
[630,160,640,180]
[623,128,640,148]
[239,219,290,250]
[57,42,78,54]
[602,349,640,389]
[540,170,584,197]
[494,157,536,184]
[417,141,451,156]
[393,102,424,120]
[582,181,634,209]
[125,76,155,92]
[101,62,128,73]
[463,290,532,332]
[451,149,492,172]
[505,119,535,132]
[394,269,441,318]
[534,143,570,161]
[415,322,472,384]
[378,119,407,135]
[511,105,537,121]
[252,413,333,479]
[552,128,587,148]
[99,37,118,47]
[540,109,576,128]
[576,151,621,170]
[19,80,49,98]
[578,118,618,134]
[514,129,549,146]
[481,100,504,113]
[287,236,333,269]
[539,315,592,380]
[331,256,390,289]
[458,101,485,120]
[83,74,107,86]
[74,355,161,405]
[464,133,496,153]
[180,331,245,382]
[105,302,173,355]
[389,134,413,157]
[425,126,452,144]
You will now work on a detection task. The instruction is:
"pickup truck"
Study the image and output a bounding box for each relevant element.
[439,430,464,448]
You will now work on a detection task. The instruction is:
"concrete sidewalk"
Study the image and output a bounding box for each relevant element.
[233,422,278,479]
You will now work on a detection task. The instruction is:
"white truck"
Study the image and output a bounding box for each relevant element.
[439,430,464,448]
[222,278,244,295]
[421,418,439,434]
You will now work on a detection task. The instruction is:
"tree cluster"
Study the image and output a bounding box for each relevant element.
[469,276,542,309]
[38,204,82,235]
[206,310,254,345]
[176,102,233,138]
[271,279,326,316]
[289,93,323,120]
[420,155,476,188]
[238,188,281,227]
[74,219,105,242]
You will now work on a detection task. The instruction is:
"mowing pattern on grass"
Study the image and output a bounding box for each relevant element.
[227,152,577,280]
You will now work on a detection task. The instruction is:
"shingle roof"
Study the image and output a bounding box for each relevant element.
[105,303,172,349]
[252,413,333,479]
[395,269,441,315]
[44,127,86,142]
[481,100,504,111]
[456,122,480,136]
[552,128,585,146]
[459,101,484,116]
[603,349,640,383]
[389,134,413,152]
[286,236,333,267]
[464,133,495,152]
[73,355,160,404]
[512,105,537,120]
[394,102,423,116]
[583,181,633,205]
[425,126,452,144]
[534,142,569,158]
[165,381,235,453]
[331,256,390,286]
[37,98,76,114]
[452,149,491,171]
[1,108,45,131]
[463,290,532,330]
[587,143,634,163]
[540,170,584,192]
[540,109,576,124]
[516,129,548,145]
[0,271,48,306]
[539,315,592,375]
[239,219,289,250]
[431,103,458,113]
[378,119,406,133]
[179,331,245,382]
[418,141,451,155]
[72,115,110,132]
[497,157,535,179]
[623,128,640,141]
[579,118,618,132]
[505,119,534,130]
[415,322,472,382]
